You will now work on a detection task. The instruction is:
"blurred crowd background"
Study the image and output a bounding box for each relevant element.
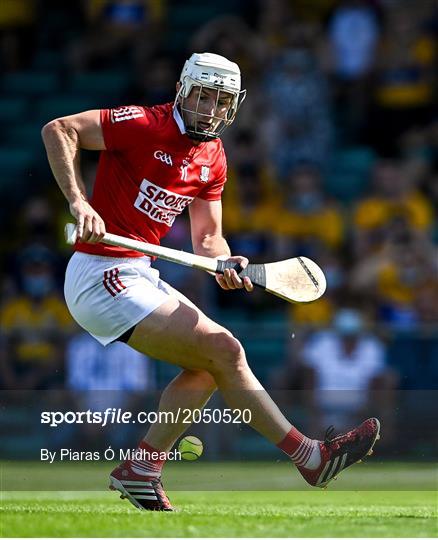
[0,0,437,461]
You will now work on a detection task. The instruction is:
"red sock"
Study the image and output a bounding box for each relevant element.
[277,426,320,469]
[130,440,166,477]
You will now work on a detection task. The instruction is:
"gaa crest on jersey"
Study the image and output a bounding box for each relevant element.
[154,150,173,166]
[200,165,210,183]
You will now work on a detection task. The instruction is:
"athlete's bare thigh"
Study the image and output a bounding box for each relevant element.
[127,290,235,372]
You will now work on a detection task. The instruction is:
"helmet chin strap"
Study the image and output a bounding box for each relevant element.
[185,128,216,142]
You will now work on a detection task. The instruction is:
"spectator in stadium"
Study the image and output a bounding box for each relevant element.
[0,0,36,71]
[321,0,382,139]
[350,225,438,329]
[323,0,381,82]
[366,2,437,154]
[222,130,280,262]
[299,308,397,434]
[0,197,55,282]
[413,280,438,327]
[274,164,344,258]
[66,332,154,393]
[125,56,176,106]
[0,244,74,390]
[18,197,56,247]
[68,0,163,72]
[65,331,155,447]
[263,28,333,176]
[353,158,433,258]
[189,15,269,140]
[190,15,267,82]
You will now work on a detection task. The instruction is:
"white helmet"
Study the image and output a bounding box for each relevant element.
[175,52,246,141]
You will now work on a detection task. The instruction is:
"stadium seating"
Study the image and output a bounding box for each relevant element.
[325,146,376,202]
[0,96,29,123]
[1,71,59,96]
[387,334,438,390]
[35,96,100,124]
[8,123,44,149]
[68,71,129,99]
[0,147,37,178]
[32,49,65,71]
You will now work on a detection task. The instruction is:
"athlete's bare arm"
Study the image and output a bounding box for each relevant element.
[189,197,253,292]
[41,110,106,243]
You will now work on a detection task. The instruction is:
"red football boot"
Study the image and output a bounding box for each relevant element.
[109,460,173,511]
[297,417,381,488]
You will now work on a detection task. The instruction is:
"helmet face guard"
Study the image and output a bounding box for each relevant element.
[176,80,246,141]
[174,53,246,141]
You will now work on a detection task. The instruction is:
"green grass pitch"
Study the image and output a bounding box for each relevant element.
[1,462,437,537]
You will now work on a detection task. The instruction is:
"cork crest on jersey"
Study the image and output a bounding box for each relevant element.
[200,165,210,182]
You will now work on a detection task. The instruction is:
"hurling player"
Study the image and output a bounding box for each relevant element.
[42,53,380,510]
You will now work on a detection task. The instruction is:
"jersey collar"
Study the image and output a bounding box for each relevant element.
[173,106,186,134]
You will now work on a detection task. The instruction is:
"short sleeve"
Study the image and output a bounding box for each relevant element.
[197,147,227,201]
[362,338,386,376]
[101,105,149,151]
[302,332,334,368]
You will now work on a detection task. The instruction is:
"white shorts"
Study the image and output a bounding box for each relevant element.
[64,252,174,346]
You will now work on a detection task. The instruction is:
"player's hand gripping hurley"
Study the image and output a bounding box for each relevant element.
[65,223,326,303]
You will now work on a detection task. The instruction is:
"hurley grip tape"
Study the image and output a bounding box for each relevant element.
[215,260,244,275]
[215,260,266,288]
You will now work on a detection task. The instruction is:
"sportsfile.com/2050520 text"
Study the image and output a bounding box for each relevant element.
[40,408,252,428]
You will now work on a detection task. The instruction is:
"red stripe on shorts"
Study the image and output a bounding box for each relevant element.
[103,270,116,297]
[114,268,126,291]
[109,269,122,293]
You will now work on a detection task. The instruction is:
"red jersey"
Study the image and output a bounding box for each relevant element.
[75,103,227,257]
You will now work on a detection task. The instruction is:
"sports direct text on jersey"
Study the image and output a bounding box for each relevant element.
[134,178,194,226]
